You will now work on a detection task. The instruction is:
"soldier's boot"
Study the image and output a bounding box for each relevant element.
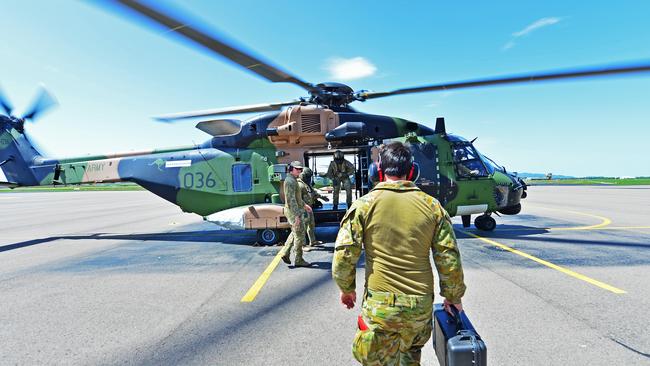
[294,257,311,267]
[280,232,295,264]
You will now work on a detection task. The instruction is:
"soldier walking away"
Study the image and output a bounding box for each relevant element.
[332,142,466,365]
[280,161,312,267]
[299,167,328,248]
[323,150,355,210]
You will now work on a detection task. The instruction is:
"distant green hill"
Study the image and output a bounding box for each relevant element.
[528,177,650,185]
[517,172,574,179]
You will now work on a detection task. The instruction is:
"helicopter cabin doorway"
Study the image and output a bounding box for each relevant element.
[303,146,372,225]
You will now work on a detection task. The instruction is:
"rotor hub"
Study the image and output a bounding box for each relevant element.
[310,82,356,107]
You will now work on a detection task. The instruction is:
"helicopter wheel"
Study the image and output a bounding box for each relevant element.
[474,215,496,231]
[257,228,281,246]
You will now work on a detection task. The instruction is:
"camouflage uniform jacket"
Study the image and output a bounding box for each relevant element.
[284,174,306,221]
[298,178,325,206]
[332,181,466,303]
[326,159,355,181]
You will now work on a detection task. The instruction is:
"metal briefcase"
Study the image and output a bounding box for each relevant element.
[432,304,487,366]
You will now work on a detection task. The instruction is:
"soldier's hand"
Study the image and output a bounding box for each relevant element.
[443,298,463,314]
[304,204,312,213]
[340,291,356,309]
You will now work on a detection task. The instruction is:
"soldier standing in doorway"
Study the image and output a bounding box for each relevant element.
[280,161,312,267]
[323,150,355,210]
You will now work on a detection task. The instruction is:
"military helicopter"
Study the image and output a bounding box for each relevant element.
[2,0,649,244]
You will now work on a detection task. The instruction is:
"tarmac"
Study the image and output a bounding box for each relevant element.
[1,185,649,365]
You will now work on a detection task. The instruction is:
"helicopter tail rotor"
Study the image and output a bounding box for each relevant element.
[21,86,58,122]
[0,87,14,116]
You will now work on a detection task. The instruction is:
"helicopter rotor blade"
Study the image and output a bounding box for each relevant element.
[359,61,650,100]
[108,0,315,93]
[0,87,13,116]
[21,86,58,121]
[154,100,301,122]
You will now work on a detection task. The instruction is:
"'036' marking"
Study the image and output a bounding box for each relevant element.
[182,172,218,189]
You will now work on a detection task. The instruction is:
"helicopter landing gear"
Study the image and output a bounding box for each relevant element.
[474,214,496,231]
[256,228,282,246]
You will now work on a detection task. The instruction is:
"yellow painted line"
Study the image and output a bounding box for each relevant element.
[547,209,611,231]
[461,230,626,294]
[599,226,650,230]
[496,205,612,232]
[534,206,612,231]
[241,249,285,302]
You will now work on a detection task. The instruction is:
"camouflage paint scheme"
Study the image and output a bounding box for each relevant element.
[1,105,526,223]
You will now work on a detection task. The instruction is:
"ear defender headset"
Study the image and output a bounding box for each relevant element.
[371,148,420,182]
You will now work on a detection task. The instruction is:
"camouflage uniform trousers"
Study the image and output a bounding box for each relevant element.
[280,211,307,261]
[306,210,317,245]
[333,177,352,207]
[353,290,433,366]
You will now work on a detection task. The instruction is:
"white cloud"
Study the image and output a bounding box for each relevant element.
[503,17,562,50]
[326,57,377,80]
[513,17,562,37]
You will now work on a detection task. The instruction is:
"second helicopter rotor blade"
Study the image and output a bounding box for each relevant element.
[359,61,650,100]
[154,100,301,122]
[108,0,315,93]
[21,86,58,121]
[0,87,13,116]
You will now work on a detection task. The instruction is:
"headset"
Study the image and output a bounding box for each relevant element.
[370,149,420,183]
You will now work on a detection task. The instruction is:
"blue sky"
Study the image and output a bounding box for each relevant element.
[1,0,649,177]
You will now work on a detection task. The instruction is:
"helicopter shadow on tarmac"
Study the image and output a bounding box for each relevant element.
[0,226,342,254]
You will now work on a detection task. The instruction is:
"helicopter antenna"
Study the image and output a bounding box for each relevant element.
[434,117,447,135]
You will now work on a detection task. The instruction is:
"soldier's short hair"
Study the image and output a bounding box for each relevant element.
[380,142,412,178]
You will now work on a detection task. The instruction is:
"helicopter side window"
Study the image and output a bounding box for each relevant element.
[232,164,253,192]
[452,145,488,178]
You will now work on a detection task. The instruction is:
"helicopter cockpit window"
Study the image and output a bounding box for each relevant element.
[481,154,503,175]
[452,144,488,178]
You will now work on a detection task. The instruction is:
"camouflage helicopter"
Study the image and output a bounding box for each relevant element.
[2,0,650,244]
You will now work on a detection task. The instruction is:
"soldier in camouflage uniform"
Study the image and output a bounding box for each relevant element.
[332,142,466,366]
[280,161,312,267]
[323,150,356,210]
[299,167,328,247]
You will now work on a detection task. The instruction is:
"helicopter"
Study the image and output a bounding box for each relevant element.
[2,0,650,244]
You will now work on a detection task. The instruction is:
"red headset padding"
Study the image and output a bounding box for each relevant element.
[376,155,416,182]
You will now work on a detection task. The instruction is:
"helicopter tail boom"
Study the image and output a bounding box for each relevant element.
[0,119,47,186]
